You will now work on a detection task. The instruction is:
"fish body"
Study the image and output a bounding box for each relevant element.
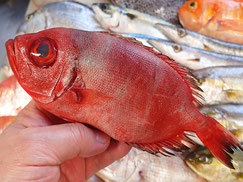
[193,66,243,105]
[0,75,31,116]
[92,3,172,40]
[148,39,243,70]
[18,1,104,35]
[186,146,243,182]
[97,148,207,182]
[6,27,243,168]
[111,0,187,24]
[155,23,243,57]
[178,0,243,44]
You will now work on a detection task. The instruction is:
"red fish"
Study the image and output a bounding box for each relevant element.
[0,75,31,116]
[5,28,242,168]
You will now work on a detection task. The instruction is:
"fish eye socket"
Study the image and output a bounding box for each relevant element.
[100,3,108,11]
[172,44,182,53]
[30,38,57,67]
[188,1,197,9]
[178,28,187,37]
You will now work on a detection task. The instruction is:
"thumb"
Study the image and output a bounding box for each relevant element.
[17,123,111,165]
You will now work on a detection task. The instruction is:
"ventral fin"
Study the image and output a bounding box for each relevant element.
[127,132,196,157]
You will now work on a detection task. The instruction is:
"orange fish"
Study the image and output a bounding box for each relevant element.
[5,28,243,168]
[178,0,243,44]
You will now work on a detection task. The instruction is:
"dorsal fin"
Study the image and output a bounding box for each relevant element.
[103,32,204,107]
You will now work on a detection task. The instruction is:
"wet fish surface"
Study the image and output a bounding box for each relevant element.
[178,0,243,44]
[18,1,104,34]
[97,148,207,182]
[156,23,243,57]
[149,39,243,70]
[0,76,31,116]
[186,146,243,182]
[193,66,243,105]
[6,27,243,169]
[92,3,173,39]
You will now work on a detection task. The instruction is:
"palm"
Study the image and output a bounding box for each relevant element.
[0,101,131,182]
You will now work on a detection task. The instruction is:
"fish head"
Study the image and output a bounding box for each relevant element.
[5,28,78,104]
[185,146,231,180]
[178,0,203,32]
[92,3,131,32]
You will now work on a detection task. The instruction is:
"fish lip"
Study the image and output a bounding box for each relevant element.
[5,39,18,76]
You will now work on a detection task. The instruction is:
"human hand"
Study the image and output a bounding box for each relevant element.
[0,101,131,182]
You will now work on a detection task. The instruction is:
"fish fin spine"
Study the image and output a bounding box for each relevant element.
[196,116,243,169]
[128,132,196,157]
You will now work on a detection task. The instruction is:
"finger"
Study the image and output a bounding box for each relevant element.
[15,100,68,127]
[85,141,131,179]
[18,123,110,165]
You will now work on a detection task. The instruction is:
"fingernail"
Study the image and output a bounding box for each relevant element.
[96,131,109,144]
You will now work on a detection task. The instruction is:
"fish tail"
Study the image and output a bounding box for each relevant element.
[196,116,242,169]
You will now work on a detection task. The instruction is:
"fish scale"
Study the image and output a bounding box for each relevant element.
[5,27,243,169]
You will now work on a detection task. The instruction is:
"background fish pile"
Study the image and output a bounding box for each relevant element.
[0,0,243,182]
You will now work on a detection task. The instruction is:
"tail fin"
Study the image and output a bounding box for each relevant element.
[196,116,242,169]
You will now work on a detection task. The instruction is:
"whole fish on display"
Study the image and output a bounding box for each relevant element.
[92,3,172,40]
[149,39,243,70]
[178,0,243,44]
[18,1,104,35]
[155,23,243,57]
[6,28,243,169]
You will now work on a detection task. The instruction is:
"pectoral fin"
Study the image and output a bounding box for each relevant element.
[71,88,112,105]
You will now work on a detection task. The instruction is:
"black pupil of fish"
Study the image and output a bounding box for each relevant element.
[100,4,107,10]
[36,43,49,58]
[190,1,195,7]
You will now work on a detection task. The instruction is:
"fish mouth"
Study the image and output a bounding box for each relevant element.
[5,39,18,76]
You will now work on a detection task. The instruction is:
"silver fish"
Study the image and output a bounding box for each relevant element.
[31,0,110,8]
[111,0,187,24]
[97,148,207,182]
[155,24,243,57]
[18,1,104,35]
[92,3,173,40]
[148,39,243,70]
[199,105,243,132]
[193,67,243,105]
[185,146,243,182]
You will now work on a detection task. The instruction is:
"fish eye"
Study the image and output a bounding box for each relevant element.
[100,3,108,11]
[198,155,212,164]
[172,44,182,53]
[178,28,187,37]
[188,0,198,9]
[30,38,57,67]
